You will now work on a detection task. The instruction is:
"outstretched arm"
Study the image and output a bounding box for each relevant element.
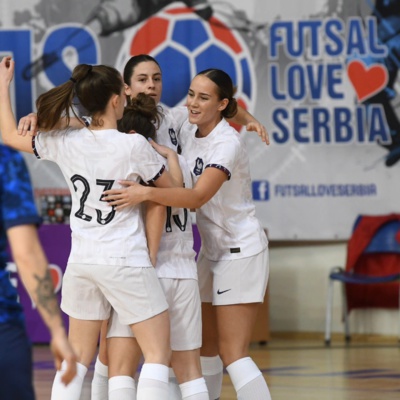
[17,113,86,137]
[228,106,270,145]
[103,167,227,210]
[144,201,166,266]
[7,225,77,384]
[0,57,34,153]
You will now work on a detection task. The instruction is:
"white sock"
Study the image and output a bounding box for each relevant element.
[200,356,223,400]
[179,377,209,400]
[226,357,271,400]
[91,356,109,400]
[137,363,169,400]
[109,375,136,400]
[169,368,182,400]
[237,375,272,400]
[51,361,87,400]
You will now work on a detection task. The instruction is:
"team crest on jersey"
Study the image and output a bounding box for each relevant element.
[194,157,204,175]
[169,128,178,146]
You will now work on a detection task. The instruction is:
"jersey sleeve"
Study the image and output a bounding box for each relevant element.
[170,106,188,131]
[32,130,62,161]
[205,135,239,180]
[170,106,188,146]
[1,148,42,230]
[131,134,166,184]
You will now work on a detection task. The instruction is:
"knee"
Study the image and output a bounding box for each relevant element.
[218,343,248,367]
[142,346,171,365]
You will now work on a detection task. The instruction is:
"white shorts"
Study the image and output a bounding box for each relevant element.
[107,278,202,351]
[198,247,269,305]
[61,263,168,325]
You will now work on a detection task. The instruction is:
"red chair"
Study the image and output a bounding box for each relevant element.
[325,214,400,345]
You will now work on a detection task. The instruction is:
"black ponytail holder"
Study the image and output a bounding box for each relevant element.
[70,65,92,84]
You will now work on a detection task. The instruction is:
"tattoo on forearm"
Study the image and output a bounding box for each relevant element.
[34,269,59,317]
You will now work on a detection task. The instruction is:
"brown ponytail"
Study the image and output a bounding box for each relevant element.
[36,64,123,130]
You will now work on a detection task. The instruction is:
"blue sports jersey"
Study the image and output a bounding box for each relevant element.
[0,145,42,323]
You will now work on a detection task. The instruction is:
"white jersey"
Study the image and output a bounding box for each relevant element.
[155,154,197,279]
[156,105,188,152]
[149,106,197,279]
[33,128,165,267]
[179,118,268,261]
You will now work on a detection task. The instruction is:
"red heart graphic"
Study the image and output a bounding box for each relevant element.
[347,60,388,102]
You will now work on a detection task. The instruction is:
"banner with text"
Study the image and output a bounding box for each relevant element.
[0,0,399,239]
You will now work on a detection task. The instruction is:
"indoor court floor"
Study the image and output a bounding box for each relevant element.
[33,337,400,400]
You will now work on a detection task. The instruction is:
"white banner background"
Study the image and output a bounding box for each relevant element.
[0,0,399,239]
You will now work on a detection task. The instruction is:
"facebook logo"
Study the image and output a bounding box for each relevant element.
[252,180,270,201]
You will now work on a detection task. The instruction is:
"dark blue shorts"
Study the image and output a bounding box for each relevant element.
[0,321,35,400]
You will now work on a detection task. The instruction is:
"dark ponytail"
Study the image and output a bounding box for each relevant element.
[117,92,161,141]
[36,64,123,130]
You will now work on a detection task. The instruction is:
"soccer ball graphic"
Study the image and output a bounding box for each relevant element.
[116,5,255,113]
